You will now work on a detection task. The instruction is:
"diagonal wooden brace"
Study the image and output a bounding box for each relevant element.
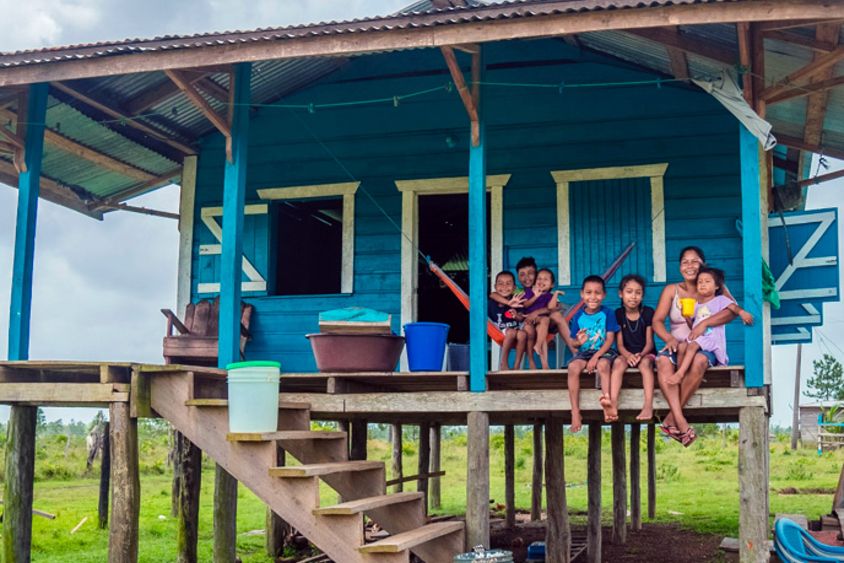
[166,68,233,161]
[441,46,481,146]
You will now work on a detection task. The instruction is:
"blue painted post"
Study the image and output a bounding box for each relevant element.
[4,83,48,563]
[216,62,251,563]
[219,62,251,369]
[468,62,487,393]
[739,125,764,388]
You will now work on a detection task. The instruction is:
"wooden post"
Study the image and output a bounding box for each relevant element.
[647,423,656,519]
[630,424,641,531]
[3,82,48,563]
[176,434,202,563]
[466,412,490,549]
[216,61,251,563]
[266,447,292,558]
[545,418,570,563]
[350,420,368,461]
[391,423,403,493]
[418,422,431,513]
[214,466,238,563]
[587,423,602,563]
[504,424,516,528]
[739,124,764,388]
[531,422,543,522]
[791,344,803,450]
[108,402,140,563]
[611,423,627,545]
[98,422,111,529]
[468,49,487,393]
[739,406,769,563]
[430,424,442,510]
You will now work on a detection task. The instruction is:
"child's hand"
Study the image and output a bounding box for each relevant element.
[739,309,754,326]
[576,329,588,346]
[665,370,682,385]
[586,356,599,373]
[688,324,706,341]
[508,295,525,308]
[626,353,641,367]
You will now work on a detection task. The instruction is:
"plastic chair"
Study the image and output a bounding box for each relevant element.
[774,517,844,562]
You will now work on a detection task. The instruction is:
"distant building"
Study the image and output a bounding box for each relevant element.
[800,401,844,447]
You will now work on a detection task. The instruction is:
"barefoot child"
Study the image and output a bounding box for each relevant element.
[606,274,655,423]
[673,267,753,383]
[514,257,539,368]
[531,269,568,369]
[488,271,526,370]
[564,275,619,432]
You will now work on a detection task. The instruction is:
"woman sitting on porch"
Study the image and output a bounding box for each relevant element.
[653,246,736,443]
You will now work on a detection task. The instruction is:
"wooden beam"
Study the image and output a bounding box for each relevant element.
[666,43,689,81]
[50,81,195,155]
[123,70,218,114]
[758,18,844,33]
[3,406,36,563]
[765,29,838,53]
[417,422,431,513]
[627,27,736,65]
[0,126,25,151]
[647,423,656,519]
[176,433,201,563]
[736,23,753,103]
[803,24,840,147]
[738,407,768,563]
[611,423,627,545]
[165,69,230,141]
[0,140,16,153]
[4,0,844,87]
[0,159,104,219]
[587,423,602,563]
[96,166,181,205]
[98,423,110,529]
[629,424,641,531]
[391,423,403,493]
[350,419,368,461]
[750,23,766,116]
[504,424,516,528]
[531,423,543,522]
[760,45,844,102]
[429,424,442,510]
[777,133,844,161]
[440,45,479,142]
[797,166,844,187]
[466,411,489,550]
[766,74,844,104]
[108,402,140,563]
[94,201,179,220]
[213,466,237,562]
[544,417,569,563]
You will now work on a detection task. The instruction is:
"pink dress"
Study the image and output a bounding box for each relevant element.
[669,286,692,341]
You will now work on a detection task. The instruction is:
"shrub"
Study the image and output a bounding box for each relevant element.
[656,463,680,482]
[784,458,814,481]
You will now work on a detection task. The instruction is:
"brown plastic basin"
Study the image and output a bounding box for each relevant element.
[306,333,405,372]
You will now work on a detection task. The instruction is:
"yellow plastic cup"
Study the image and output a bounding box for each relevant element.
[680,298,696,318]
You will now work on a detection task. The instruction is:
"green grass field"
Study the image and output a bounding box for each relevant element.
[4,423,843,562]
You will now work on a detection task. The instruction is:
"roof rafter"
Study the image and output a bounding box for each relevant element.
[626,27,735,65]
[123,70,227,115]
[759,45,844,102]
[765,30,838,53]
[777,133,844,161]
[440,46,480,146]
[164,68,231,150]
[766,74,844,104]
[758,18,844,33]
[0,158,103,219]
[803,24,840,147]
[93,166,181,207]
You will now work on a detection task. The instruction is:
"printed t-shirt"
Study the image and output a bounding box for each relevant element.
[488,297,521,330]
[569,306,619,353]
[690,295,734,365]
[524,291,553,314]
[615,306,655,354]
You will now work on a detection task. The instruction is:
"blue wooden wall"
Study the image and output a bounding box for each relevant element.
[192,39,746,371]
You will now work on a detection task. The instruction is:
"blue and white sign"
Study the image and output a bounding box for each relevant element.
[769,208,839,345]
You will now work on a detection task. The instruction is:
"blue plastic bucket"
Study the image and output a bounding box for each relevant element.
[403,322,449,372]
[226,361,281,433]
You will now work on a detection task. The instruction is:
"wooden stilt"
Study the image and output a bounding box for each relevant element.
[171,430,182,517]
[630,424,641,531]
[430,423,442,510]
[391,423,403,493]
[504,424,516,528]
[545,418,570,563]
[177,434,202,563]
[647,423,656,519]
[266,447,292,558]
[98,422,111,529]
[531,422,543,522]
[611,423,627,545]
[466,411,490,549]
[3,406,37,563]
[350,420,368,461]
[739,406,769,563]
[213,465,238,563]
[587,423,602,563]
[108,402,140,563]
[418,422,431,513]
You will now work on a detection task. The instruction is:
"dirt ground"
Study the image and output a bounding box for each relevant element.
[489,520,738,562]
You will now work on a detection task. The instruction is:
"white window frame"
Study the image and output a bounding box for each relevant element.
[197,203,269,294]
[550,163,668,285]
[394,174,511,330]
[257,181,359,294]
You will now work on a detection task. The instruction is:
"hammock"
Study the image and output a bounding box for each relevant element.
[426,242,637,346]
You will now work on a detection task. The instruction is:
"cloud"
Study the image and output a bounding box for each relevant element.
[0,0,103,51]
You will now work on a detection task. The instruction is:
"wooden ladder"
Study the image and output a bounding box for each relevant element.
[150,371,464,563]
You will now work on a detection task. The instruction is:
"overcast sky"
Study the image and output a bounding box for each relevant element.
[0,1,842,428]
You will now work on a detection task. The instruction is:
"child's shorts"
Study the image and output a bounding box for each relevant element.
[568,349,617,366]
[657,348,718,367]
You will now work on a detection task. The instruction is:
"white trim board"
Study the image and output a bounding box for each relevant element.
[197,203,269,294]
[551,163,668,285]
[176,155,197,313]
[258,181,360,294]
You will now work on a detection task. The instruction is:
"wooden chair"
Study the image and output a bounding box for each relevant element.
[161,298,253,366]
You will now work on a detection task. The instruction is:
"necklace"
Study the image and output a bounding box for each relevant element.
[624,312,641,334]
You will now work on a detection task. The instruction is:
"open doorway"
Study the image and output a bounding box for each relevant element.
[416,193,489,344]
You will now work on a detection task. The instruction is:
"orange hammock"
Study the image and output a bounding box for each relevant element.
[427,242,636,346]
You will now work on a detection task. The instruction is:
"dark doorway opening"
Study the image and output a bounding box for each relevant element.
[416,193,489,344]
[275,198,342,295]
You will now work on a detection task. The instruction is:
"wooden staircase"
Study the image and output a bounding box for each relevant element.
[150,371,464,563]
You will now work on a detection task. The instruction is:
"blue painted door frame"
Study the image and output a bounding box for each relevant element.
[219,63,252,368]
[468,62,487,392]
[739,125,764,388]
[8,83,48,361]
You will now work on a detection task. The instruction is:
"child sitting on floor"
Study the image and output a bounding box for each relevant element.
[488,256,536,369]
[488,270,526,371]
[564,275,619,432]
[672,267,753,382]
[528,268,567,370]
[605,274,655,423]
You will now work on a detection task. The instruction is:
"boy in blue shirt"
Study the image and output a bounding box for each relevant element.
[564,275,619,432]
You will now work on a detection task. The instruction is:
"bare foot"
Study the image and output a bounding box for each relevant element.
[534,342,542,357]
[599,395,612,422]
[636,408,653,421]
[608,399,618,422]
[570,411,582,433]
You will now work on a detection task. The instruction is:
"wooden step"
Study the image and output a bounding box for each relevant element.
[314,492,423,515]
[184,398,310,409]
[359,521,464,553]
[227,431,345,442]
[269,460,383,478]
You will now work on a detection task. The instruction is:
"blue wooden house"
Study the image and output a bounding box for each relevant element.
[1,1,843,562]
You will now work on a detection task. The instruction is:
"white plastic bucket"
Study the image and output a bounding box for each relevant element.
[226,361,281,433]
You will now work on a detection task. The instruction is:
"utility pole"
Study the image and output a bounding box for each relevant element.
[791,343,803,450]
